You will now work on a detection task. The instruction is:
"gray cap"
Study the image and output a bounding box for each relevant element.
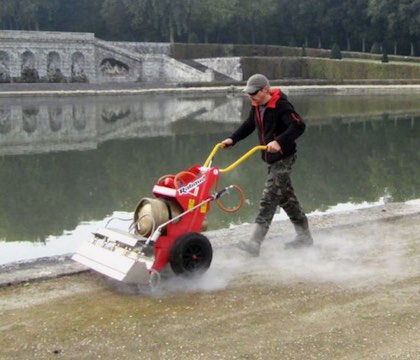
[243,74,269,93]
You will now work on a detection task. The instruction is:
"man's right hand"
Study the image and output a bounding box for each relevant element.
[221,138,233,148]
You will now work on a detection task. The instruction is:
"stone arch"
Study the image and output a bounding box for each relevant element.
[71,52,88,82]
[21,51,39,82]
[47,52,61,72]
[0,107,11,134]
[72,105,86,130]
[0,51,10,83]
[49,107,63,132]
[101,105,131,123]
[21,51,36,70]
[47,51,65,82]
[71,52,85,74]
[22,107,39,133]
[100,58,129,76]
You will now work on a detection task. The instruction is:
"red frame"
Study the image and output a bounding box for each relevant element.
[150,165,220,273]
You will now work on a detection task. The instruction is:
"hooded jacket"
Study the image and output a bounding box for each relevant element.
[229,88,306,164]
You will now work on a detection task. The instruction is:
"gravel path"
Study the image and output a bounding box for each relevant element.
[0,201,419,359]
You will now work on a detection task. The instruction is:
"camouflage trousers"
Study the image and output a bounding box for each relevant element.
[255,154,307,233]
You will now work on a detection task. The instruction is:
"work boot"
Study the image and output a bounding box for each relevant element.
[236,223,267,257]
[285,219,314,249]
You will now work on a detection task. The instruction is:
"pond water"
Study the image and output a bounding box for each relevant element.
[0,91,419,265]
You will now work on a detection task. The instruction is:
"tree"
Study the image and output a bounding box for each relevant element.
[330,43,342,59]
[398,0,420,56]
[189,0,236,43]
[340,0,370,52]
[52,0,104,34]
[100,0,138,40]
[0,0,418,56]
[368,0,403,55]
[382,45,389,62]
[147,0,193,43]
[295,0,328,48]
[228,0,277,44]
[0,0,59,30]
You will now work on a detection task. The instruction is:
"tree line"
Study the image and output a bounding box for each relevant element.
[1,0,419,56]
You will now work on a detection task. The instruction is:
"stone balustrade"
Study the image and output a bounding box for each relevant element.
[0,30,240,85]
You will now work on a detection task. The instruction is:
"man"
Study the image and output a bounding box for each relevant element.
[222,73,313,256]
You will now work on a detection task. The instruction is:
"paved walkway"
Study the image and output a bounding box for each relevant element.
[1,199,419,287]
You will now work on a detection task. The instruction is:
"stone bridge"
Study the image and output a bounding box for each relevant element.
[0,30,242,84]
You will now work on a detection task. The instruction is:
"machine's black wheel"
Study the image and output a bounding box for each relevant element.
[170,232,213,275]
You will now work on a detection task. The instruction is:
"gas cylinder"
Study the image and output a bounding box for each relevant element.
[133,197,183,237]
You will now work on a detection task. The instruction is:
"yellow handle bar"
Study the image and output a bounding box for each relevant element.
[203,143,267,173]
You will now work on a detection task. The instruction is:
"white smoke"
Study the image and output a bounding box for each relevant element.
[100,202,420,296]
[157,215,418,294]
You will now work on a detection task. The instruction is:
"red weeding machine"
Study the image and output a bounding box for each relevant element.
[72,143,266,286]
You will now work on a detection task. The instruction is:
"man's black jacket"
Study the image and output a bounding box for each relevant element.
[229,88,306,164]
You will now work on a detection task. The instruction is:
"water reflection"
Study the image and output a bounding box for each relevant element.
[0,93,419,251]
[0,94,242,155]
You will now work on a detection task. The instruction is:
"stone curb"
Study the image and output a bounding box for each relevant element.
[1,84,420,97]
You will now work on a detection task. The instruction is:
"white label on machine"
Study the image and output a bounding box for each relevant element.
[178,175,206,195]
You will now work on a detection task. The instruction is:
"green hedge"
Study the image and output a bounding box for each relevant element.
[239,57,420,80]
[305,58,420,80]
[240,57,307,79]
[171,43,420,81]
[171,43,301,59]
[171,43,420,64]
